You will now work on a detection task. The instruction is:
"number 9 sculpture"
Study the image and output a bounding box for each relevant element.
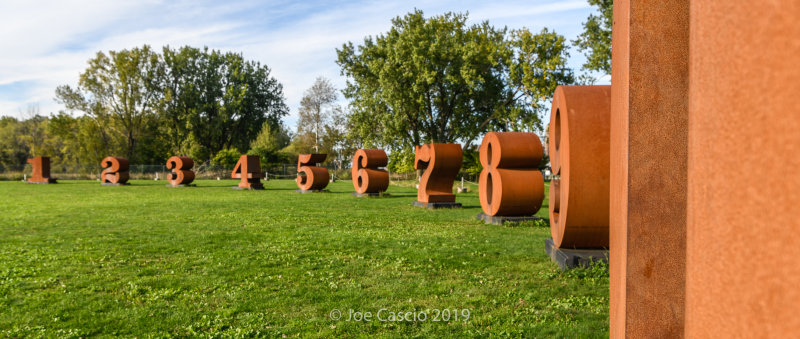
[548,85,611,248]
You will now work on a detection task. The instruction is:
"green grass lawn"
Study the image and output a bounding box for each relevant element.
[0,179,608,338]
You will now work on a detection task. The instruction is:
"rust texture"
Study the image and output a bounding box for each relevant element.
[297,154,329,191]
[609,0,689,337]
[414,143,462,203]
[478,132,544,216]
[231,155,264,189]
[686,1,800,336]
[101,157,130,184]
[26,156,56,183]
[166,156,195,186]
[547,86,610,248]
[352,149,389,194]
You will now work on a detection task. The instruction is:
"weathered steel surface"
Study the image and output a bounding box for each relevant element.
[686,1,800,336]
[26,156,56,183]
[609,0,689,337]
[101,157,130,184]
[166,156,195,186]
[351,149,389,194]
[478,132,544,217]
[548,86,611,248]
[414,143,462,204]
[297,154,329,191]
[231,155,264,189]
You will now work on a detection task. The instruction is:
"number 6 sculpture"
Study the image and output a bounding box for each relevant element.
[352,149,389,195]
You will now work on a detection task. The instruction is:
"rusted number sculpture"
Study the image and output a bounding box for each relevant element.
[548,85,611,248]
[479,132,544,216]
[231,155,264,189]
[296,154,329,191]
[166,156,195,187]
[352,149,389,194]
[101,157,130,185]
[26,156,57,183]
[414,143,463,204]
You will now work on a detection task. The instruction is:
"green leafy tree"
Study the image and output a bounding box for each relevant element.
[297,77,338,152]
[247,122,292,167]
[211,148,241,168]
[160,46,289,163]
[55,45,163,162]
[337,10,573,151]
[573,0,612,74]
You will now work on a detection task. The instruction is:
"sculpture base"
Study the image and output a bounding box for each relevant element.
[166,184,196,188]
[352,192,389,198]
[232,186,264,190]
[296,189,328,193]
[412,201,462,209]
[544,238,608,271]
[475,213,543,225]
[27,180,57,184]
[101,182,130,186]
[457,187,469,193]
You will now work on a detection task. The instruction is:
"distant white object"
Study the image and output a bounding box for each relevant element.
[216,177,221,180]
[544,169,551,177]
[154,172,159,180]
[457,177,468,193]
[23,174,26,181]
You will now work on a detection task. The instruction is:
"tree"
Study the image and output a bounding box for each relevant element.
[573,0,612,74]
[162,47,289,163]
[297,77,339,153]
[247,122,292,167]
[337,10,573,152]
[56,45,162,162]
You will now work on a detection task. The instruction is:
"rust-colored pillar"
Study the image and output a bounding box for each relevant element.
[686,1,800,336]
[26,156,57,183]
[231,155,264,189]
[609,0,689,337]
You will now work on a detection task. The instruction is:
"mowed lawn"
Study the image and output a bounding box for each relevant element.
[0,179,608,337]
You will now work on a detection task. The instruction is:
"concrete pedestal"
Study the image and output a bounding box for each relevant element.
[475,213,543,225]
[545,238,608,271]
[296,189,327,193]
[101,182,129,186]
[352,192,389,198]
[232,186,264,190]
[412,201,461,209]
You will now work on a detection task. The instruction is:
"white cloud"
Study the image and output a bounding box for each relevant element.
[0,0,597,127]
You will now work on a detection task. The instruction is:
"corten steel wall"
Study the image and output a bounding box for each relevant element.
[548,86,610,248]
[609,0,689,337]
[686,1,800,337]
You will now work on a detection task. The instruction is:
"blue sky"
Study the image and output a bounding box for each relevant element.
[0,0,605,128]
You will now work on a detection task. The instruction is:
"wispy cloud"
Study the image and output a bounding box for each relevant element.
[0,0,596,127]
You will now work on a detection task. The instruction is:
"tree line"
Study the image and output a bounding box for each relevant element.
[1,7,611,174]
